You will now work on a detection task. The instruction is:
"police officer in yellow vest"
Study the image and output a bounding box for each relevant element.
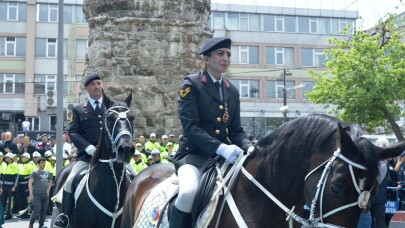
[31,151,41,171]
[15,152,34,218]
[144,133,160,156]
[0,153,19,220]
[130,150,148,174]
[44,150,53,174]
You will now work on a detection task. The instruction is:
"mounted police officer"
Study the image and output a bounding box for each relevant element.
[54,72,105,228]
[170,37,254,227]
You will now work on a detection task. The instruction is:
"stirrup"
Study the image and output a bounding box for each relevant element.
[54,213,70,228]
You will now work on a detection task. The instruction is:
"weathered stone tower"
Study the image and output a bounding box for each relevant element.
[82,0,212,137]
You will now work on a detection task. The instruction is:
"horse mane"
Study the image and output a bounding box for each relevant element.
[248,114,378,187]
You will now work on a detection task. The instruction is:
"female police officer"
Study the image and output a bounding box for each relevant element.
[171,37,254,227]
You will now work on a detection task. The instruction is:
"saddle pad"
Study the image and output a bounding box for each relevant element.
[134,174,221,228]
[134,177,177,228]
[74,172,89,204]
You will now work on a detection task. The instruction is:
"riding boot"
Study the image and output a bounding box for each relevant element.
[54,191,74,228]
[169,207,192,228]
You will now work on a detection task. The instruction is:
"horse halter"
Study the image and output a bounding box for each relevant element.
[103,106,133,162]
[218,148,371,228]
[304,148,371,226]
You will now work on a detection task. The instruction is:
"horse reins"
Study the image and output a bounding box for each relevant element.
[86,106,133,228]
[216,148,370,228]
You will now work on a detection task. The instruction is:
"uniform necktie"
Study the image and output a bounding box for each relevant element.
[94,100,101,114]
[215,81,223,101]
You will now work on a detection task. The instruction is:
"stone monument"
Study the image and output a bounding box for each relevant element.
[82,0,212,137]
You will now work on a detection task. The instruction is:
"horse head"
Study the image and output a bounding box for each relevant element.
[97,90,134,164]
[304,121,405,227]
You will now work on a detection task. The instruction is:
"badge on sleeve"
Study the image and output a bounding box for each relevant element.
[180,86,191,97]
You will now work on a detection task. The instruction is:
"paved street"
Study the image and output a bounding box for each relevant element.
[2,215,52,228]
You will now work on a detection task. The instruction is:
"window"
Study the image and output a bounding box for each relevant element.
[36,38,68,58]
[302,81,315,99]
[266,80,296,99]
[339,20,347,34]
[263,15,275,32]
[227,13,238,30]
[298,16,309,33]
[7,2,18,21]
[64,5,73,23]
[76,39,88,59]
[229,80,259,98]
[310,17,318,33]
[75,5,86,23]
[276,16,284,32]
[319,18,330,34]
[240,13,248,30]
[0,37,26,56]
[0,74,25,94]
[50,116,57,131]
[249,14,260,31]
[231,46,259,64]
[284,16,296,32]
[27,117,40,131]
[37,4,58,22]
[266,47,294,65]
[213,12,225,29]
[34,75,57,94]
[301,48,326,67]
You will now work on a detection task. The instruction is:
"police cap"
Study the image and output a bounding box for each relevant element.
[199,37,231,56]
[83,72,101,86]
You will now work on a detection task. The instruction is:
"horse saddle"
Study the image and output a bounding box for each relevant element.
[135,159,223,228]
[52,166,89,204]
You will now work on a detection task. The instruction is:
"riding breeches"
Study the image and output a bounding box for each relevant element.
[174,164,201,213]
[65,160,88,193]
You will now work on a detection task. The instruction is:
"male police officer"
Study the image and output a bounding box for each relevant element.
[54,72,104,228]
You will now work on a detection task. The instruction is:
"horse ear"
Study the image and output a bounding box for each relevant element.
[336,122,357,156]
[378,141,405,160]
[125,89,132,108]
[103,89,113,109]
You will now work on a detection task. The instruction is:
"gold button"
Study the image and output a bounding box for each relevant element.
[217,117,221,122]
[215,130,220,134]
[98,115,102,118]
[219,105,224,110]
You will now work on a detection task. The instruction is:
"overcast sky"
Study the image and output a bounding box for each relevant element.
[212,0,405,29]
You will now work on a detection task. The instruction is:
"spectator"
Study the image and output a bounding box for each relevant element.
[396,151,405,210]
[144,133,160,156]
[62,135,72,156]
[22,118,31,133]
[28,157,52,228]
[18,136,37,159]
[138,135,147,153]
[36,135,51,156]
[0,132,18,155]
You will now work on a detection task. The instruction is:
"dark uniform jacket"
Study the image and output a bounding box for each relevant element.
[0,140,18,154]
[68,101,104,162]
[174,71,252,170]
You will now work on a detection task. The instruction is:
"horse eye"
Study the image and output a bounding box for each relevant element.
[330,182,344,197]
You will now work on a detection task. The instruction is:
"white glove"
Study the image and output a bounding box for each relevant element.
[85,145,97,156]
[216,144,242,164]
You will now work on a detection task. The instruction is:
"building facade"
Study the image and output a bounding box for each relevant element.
[209,3,358,138]
[0,0,87,136]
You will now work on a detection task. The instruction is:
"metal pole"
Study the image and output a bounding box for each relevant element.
[283,69,287,106]
[56,0,64,175]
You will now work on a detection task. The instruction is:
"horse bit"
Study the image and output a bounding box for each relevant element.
[86,106,133,228]
[217,148,370,228]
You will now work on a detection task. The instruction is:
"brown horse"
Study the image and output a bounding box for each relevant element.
[121,114,405,227]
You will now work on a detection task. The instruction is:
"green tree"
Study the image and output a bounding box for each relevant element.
[307,16,405,141]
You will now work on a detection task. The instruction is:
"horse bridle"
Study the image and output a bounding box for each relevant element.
[103,106,133,162]
[87,105,133,228]
[217,148,371,228]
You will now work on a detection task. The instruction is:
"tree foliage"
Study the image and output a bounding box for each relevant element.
[307,15,405,140]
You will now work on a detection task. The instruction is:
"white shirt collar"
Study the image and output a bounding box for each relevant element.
[207,71,222,84]
[88,97,103,108]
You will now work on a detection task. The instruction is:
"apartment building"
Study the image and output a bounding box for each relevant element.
[0,0,87,136]
[209,3,358,138]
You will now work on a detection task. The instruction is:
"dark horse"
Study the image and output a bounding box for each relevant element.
[53,91,134,228]
[121,114,405,227]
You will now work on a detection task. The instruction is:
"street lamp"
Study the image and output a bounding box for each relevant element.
[278,69,292,106]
